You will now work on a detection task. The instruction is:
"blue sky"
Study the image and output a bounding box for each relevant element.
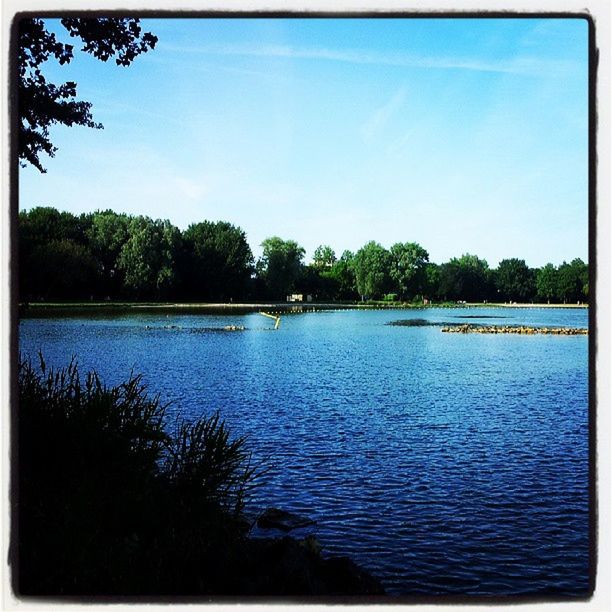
[18,17,589,267]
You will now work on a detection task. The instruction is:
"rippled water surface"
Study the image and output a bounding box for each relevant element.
[19,306,590,596]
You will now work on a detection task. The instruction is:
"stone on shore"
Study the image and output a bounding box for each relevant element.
[257,507,317,532]
[233,535,385,596]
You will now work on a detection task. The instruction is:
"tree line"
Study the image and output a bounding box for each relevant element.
[18,207,588,304]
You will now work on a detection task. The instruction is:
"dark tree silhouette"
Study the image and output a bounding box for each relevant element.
[18,17,157,172]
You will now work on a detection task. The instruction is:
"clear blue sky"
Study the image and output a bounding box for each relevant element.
[19,17,589,267]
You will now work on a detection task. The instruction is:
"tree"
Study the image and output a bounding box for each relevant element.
[117,217,181,299]
[423,262,441,302]
[557,259,588,303]
[327,250,358,301]
[389,242,429,301]
[19,206,90,246]
[19,207,96,300]
[535,263,558,303]
[86,210,131,297]
[26,239,99,300]
[157,221,183,299]
[438,254,491,302]
[312,245,337,269]
[495,258,535,303]
[300,265,335,301]
[301,246,340,301]
[18,17,157,172]
[182,221,254,301]
[257,237,305,299]
[352,241,392,300]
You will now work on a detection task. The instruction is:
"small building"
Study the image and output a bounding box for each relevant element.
[287,294,313,303]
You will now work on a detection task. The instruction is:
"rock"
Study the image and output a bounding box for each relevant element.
[322,555,385,595]
[440,324,587,335]
[257,507,316,532]
[234,536,385,596]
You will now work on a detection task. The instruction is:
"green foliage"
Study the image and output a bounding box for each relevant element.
[19,206,91,246]
[18,206,588,305]
[438,254,491,302]
[557,258,588,303]
[18,356,256,595]
[22,238,99,300]
[312,245,337,269]
[117,217,182,299]
[327,250,358,300]
[87,210,130,264]
[298,265,333,301]
[352,241,392,300]
[423,262,441,301]
[495,258,535,302]
[536,263,558,303]
[389,242,429,301]
[182,221,254,301]
[257,237,305,299]
[19,207,98,300]
[18,17,157,172]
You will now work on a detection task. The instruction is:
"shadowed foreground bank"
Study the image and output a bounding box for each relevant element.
[14,357,383,598]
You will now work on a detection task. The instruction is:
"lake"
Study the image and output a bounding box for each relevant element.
[18,306,591,597]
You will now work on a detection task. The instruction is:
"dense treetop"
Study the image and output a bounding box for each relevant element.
[18,206,588,305]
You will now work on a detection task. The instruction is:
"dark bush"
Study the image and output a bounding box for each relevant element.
[17,355,256,596]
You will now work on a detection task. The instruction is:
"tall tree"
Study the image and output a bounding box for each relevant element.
[312,245,337,269]
[389,242,429,301]
[300,265,336,301]
[86,210,130,297]
[19,207,94,300]
[423,262,441,302]
[157,221,183,299]
[535,263,559,303]
[352,241,392,300]
[18,17,157,171]
[557,259,588,303]
[495,258,535,303]
[19,206,89,246]
[438,254,491,302]
[182,221,254,301]
[257,237,305,299]
[327,250,358,301]
[26,239,99,301]
[117,217,181,299]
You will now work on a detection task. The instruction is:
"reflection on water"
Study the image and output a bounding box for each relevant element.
[19,307,590,596]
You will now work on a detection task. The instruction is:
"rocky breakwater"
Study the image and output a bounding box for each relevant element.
[441,324,588,335]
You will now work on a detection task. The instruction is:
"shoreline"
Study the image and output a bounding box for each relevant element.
[19,301,589,314]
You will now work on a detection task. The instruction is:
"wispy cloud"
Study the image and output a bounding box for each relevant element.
[361,87,406,140]
[159,41,580,77]
[387,126,417,156]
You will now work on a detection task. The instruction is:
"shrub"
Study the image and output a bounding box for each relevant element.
[16,355,256,595]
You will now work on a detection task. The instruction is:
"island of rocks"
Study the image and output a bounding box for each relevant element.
[441,324,588,335]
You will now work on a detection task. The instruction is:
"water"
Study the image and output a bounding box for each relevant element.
[18,306,590,596]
